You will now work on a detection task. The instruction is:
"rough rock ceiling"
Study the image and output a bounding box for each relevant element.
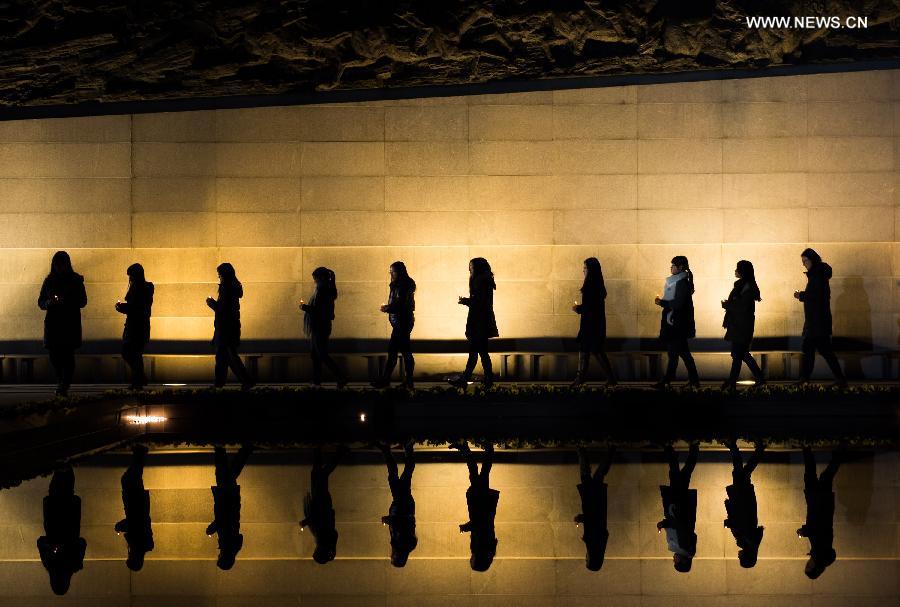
[1,0,899,108]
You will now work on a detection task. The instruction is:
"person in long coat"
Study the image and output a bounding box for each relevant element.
[723,440,765,568]
[206,263,253,390]
[654,256,700,388]
[207,444,252,570]
[37,465,86,595]
[301,446,347,564]
[798,447,841,579]
[300,267,346,388]
[38,251,87,396]
[657,442,699,573]
[571,258,617,387]
[452,441,499,572]
[115,263,154,390]
[377,441,417,567]
[115,444,154,571]
[372,261,416,389]
[450,258,498,389]
[575,446,614,571]
[793,248,847,387]
[721,260,765,391]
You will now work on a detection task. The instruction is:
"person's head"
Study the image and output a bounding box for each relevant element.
[216,533,243,570]
[585,549,606,571]
[126,549,146,571]
[50,251,73,276]
[671,255,689,275]
[804,548,836,579]
[583,257,603,282]
[800,248,822,271]
[216,262,236,283]
[126,263,146,285]
[49,569,72,596]
[735,259,761,301]
[469,257,492,278]
[673,553,693,573]
[390,534,418,568]
[389,261,413,286]
[469,536,497,572]
[738,547,758,568]
[312,267,338,298]
[313,544,337,564]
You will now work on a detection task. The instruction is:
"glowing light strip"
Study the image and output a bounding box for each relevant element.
[124,415,167,425]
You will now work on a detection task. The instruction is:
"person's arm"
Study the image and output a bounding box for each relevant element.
[459,522,472,533]
[206,521,218,535]
[75,280,87,309]
[38,279,53,310]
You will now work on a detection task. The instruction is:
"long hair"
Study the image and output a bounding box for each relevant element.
[735,259,761,302]
[800,247,822,266]
[671,255,694,294]
[581,257,607,299]
[126,263,146,284]
[469,257,496,290]
[312,266,338,300]
[216,262,241,295]
[49,251,73,277]
[390,261,416,292]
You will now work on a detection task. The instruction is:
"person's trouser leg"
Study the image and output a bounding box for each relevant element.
[800,337,816,380]
[224,346,250,384]
[663,340,679,382]
[816,337,846,381]
[479,341,493,382]
[310,337,323,384]
[383,328,401,380]
[215,345,229,386]
[462,340,479,380]
[727,342,744,383]
[593,349,616,382]
[743,350,764,381]
[679,339,699,384]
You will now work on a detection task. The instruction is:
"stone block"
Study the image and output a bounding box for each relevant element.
[0,115,131,142]
[386,558,472,595]
[470,559,556,595]
[552,104,636,139]
[637,209,723,244]
[134,143,217,177]
[724,559,812,596]
[723,138,806,173]
[385,105,468,141]
[0,177,131,213]
[722,173,806,208]
[470,141,553,175]
[0,213,131,248]
[133,111,217,142]
[214,106,301,141]
[131,560,219,596]
[553,85,636,104]
[638,139,722,174]
[464,210,554,245]
[385,176,469,210]
[638,174,722,209]
[386,142,468,175]
[807,102,893,137]
[216,211,302,247]
[469,175,558,210]
[0,142,131,178]
[556,558,642,595]
[217,247,304,283]
[722,102,807,138]
[467,91,554,105]
[216,177,300,212]
[723,208,808,243]
[553,209,637,245]
[300,211,387,246]
[810,559,900,596]
[635,244,723,279]
[554,140,637,175]
[723,75,808,102]
[638,103,722,139]
[302,142,385,176]
[130,248,218,283]
[133,177,216,212]
[469,104,554,140]
[467,245,552,281]
[640,558,727,596]
[132,212,216,247]
[806,137,893,172]
[301,247,396,282]
[806,71,894,101]
[550,244,638,280]
[554,174,637,209]
[809,207,894,242]
[637,80,723,103]
[151,282,215,316]
[297,560,387,595]
[215,142,301,177]
[806,172,894,207]
[301,176,384,211]
[296,105,385,141]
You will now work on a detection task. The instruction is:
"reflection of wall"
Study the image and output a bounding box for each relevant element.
[0,69,897,347]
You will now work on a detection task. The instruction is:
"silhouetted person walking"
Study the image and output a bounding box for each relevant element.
[723,440,765,568]
[654,256,700,389]
[301,446,347,564]
[300,267,346,388]
[452,441,499,572]
[793,249,847,388]
[206,263,254,390]
[571,258,617,388]
[657,442,699,572]
[799,447,841,579]
[115,263,154,390]
[575,446,613,570]
[115,444,154,571]
[207,444,251,570]
[372,262,416,389]
[377,441,418,567]
[721,260,765,391]
[449,258,498,389]
[38,251,87,396]
[37,465,86,595]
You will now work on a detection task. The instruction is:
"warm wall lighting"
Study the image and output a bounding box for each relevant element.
[124,415,167,425]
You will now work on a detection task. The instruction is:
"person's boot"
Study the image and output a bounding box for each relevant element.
[570,353,588,388]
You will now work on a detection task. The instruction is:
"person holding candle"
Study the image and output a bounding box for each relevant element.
[115,263,154,391]
[206,263,254,390]
[300,267,346,388]
[449,258,498,389]
[37,251,87,397]
[653,256,700,389]
[571,257,617,388]
[372,261,416,389]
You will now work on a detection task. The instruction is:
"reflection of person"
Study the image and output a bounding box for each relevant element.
[721,260,765,391]
[571,258,617,388]
[723,441,764,568]
[37,251,88,396]
[653,256,700,389]
[450,258,499,389]
[206,263,254,390]
[793,248,847,388]
[657,443,699,573]
[115,263,154,391]
[207,445,252,570]
[115,444,154,570]
[799,447,841,579]
[452,441,499,572]
[377,441,417,567]
[301,446,347,564]
[37,466,87,595]
[300,267,347,388]
[575,447,613,570]
[372,262,416,389]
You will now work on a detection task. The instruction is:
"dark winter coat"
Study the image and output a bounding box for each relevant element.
[38,272,88,350]
[302,289,336,337]
[798,263,833,338]
[722,280,757,345]
[576,282,607,350]
[208,282,242,347]
[576,481,609,547]
[724,481,762,550]
[798,485,835,551]
[385,278,415,329]
[118,486,153,551]
[658,484,698,556]
[37,494,87,580]
[658,279,696,341]
[461,273,498,340]
[209,484,242,549]
[118,282,154,346]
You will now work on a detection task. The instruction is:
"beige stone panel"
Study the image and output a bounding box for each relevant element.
[806,172,894,207]
[302,142,385,176]
[466,210,554,245]
[551,244,638,280]
[0,213,131,248]
[465,245,552,281]
[133,111,217,142]
[297,106,385,141]
[470,559,556,595]
[0,177,131,213]
[469,104,552,141]
[553,209,638,245]
[638,174,722,209]
[385,105,468,141]
[489,281,554,318]
[381,211,470,246]
[300,247,397,283]
[385,175,469,210]
[722,173,807,208]
[553,85,637,104]
[131,248,218,283]
[0,142,130,178]
[217,177,301,212]
[216,247,303,283]
[297,560,388,595]
[723,138,806,173]
[149,316,221,341]
[636,244,723,280]
[217,212,302,246]
[555,174,637,209]
[637,209,723,244]
[0,115,131,142]
[638,80,723,103]
[468,175,558,210]
[130,561,219,596]
[300,211,387,246]
[470,141,553,175]
[150,283,215,316]
[132,177,216,212]
[134,142,217,176]
[132,212,216,247]
[722,102,807,138]
[640,558,727,595]
[214,106,300,141]
[47,248,134,284]
[301,176,384,211]
[555,140,637,175]
[386,141,468,175]
[552,104,636,139]
[380,95,467,107]
[808,101,893,137]
[806,70,894,101]
[723,74,808,102]
[806,137,894,172]
[638,103,722,139]
[386,559,472,595]
[809,207,894,242]
[0,316,42,340]
[638,139,722,174]
[215,142,301,177]
[724,560,813,596]
[813,243,893,277]
[556,559,642,596]
[811,560,900,596]
[467,91,554,105]
[723,207,808,243]
[833,277,893,313]
[0,283,51,316]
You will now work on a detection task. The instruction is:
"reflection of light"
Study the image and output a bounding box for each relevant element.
[359,413,367,422]
[163,383,187,387]
[737,380,757,385]
[124,415,167,425]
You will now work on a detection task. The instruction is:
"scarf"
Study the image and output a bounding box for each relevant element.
[662,272,688,326]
